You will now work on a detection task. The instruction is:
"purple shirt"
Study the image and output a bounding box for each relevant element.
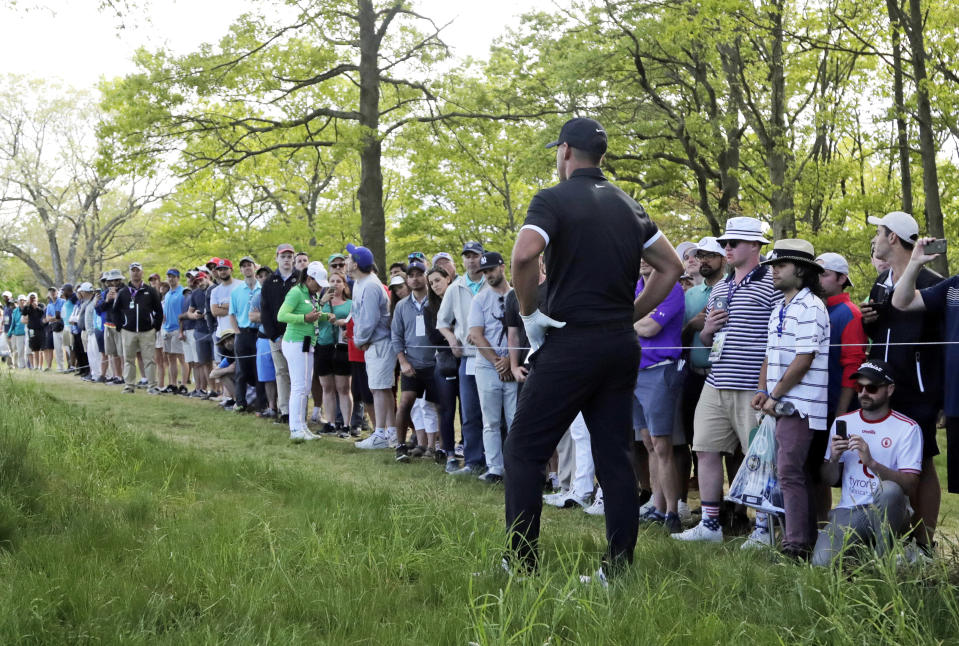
[635,279,684,369]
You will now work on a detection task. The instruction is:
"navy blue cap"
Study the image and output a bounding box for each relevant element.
[478,252,505,270]
[166,268,180,277]
[346,243,374,270]
[407,260,427,274]
[462,241,484,255]
[546,117,608,156]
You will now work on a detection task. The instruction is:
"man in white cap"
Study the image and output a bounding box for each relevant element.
[675,241,702,286]
[891,236,959,530]
[750,239,831,560]
[862,211,944,553]
[677,236,727,515]
[673,216,781,546]
[816,253,867,423]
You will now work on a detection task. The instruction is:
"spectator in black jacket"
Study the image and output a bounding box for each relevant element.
[112,262,164,394]
[259,243,297,423]
[861,211,943,551]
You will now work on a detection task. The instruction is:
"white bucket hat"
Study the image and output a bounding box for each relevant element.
[716,216,770,244]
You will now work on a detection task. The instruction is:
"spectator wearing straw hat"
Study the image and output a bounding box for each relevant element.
[750,239,831,560]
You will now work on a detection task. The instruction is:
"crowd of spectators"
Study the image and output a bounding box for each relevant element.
[1,208,957,567]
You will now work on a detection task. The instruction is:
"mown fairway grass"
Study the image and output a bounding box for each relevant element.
[1,372,959,645]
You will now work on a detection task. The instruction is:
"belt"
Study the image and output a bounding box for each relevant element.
[642,358,676,370]
[557,320,634,333]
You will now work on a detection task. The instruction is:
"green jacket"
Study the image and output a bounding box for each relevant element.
[278,284,317,344]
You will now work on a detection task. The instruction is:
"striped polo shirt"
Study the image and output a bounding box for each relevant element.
[705,265,781,391]
[765,287,831,430]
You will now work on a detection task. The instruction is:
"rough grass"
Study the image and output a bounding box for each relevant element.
[0,372,958,644]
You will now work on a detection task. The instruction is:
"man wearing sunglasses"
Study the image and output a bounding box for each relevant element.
[812,360,922,566]
[674,216,782,546]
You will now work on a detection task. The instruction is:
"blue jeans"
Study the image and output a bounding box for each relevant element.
[459,357,485,468]
[475,361,519,476]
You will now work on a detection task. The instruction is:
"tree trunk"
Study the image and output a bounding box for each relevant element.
[886,0,913,214]
[767,0,794,240]
[356,0,387,273]
[904,0,947,274]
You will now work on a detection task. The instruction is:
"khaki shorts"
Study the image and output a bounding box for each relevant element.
[691,384,759,455]
[155,330,164,349]
[182,329,198,363]
[364,337,396,390]
[104,326,123,357]
[162,329,184,355]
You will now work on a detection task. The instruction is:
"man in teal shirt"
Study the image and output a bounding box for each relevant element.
[229,257,262,412]
[161,269,188,392]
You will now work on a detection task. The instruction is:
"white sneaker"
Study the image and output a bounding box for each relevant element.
[543,490,589,509]
[290,430,318,443]
[740,526,772,550]
[671,520,723,543]
[355,432,390,450]
[639,498,656,517]
[578,567,609,589]
[584,490,605,516]
[386,429,398,449]
[543,490,568,507]
[677,500,692,525]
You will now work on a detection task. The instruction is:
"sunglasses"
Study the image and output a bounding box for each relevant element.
[854,383,884,394]
[330,262,346,269]
[408,252,426,260]
[722,240,742,249]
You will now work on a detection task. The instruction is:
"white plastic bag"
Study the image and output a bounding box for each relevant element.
[726,414,784,514]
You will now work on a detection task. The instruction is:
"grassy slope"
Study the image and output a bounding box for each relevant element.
[0,372,958,645]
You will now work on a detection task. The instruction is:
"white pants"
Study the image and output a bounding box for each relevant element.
[569,412,595,497]
[52,330,64,370]
[86,331,102,379]
[11,335,26,368]
[410,397,439,434]
[282,340,314,433]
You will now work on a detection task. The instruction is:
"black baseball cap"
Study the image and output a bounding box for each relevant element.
[851,360,895,385]
[546,117,608,156]
[478,252,505,270]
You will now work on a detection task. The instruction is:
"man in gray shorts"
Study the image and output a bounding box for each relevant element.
[98,269,126,383]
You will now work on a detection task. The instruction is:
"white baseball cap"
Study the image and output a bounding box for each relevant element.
[696,236,726,256]
[1,290,11,299]
[867,211,919,244]
[77,282,95,293]
[816,252,853,287]
[306,261,329,288]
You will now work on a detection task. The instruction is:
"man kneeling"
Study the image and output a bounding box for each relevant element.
[813,360,922,566]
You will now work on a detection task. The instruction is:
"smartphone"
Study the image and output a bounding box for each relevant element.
[925,238,948,255]
[836,420,847,440]
[713,295,729,312]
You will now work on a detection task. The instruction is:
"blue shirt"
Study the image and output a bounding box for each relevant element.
[250,291,264,335]
[229,281,260,330]
[45,298,64,319]
[162,285,186,333]
[920,275,959,416]
[465,273,485,296]
[62,296,79,333]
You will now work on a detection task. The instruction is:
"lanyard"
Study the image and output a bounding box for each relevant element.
[727,265,760,304]
[776,301,791,337]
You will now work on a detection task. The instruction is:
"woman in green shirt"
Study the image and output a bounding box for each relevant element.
[278,262,328,442]
[315,271,354,436]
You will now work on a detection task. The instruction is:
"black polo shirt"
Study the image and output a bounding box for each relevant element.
[521,167,660,326]
[260,270,298,341]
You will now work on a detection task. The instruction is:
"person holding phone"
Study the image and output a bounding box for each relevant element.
[277,262,328,442]
[862,211,944,552]
[891,236,959,503]
[812,360,922,566]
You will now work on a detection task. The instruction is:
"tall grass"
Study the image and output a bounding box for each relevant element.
[0,373,957,644]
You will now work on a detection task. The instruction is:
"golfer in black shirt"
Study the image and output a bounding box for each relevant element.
[506,117,683,579]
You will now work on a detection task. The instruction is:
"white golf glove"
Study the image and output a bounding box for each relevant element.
[520,309,566,356]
